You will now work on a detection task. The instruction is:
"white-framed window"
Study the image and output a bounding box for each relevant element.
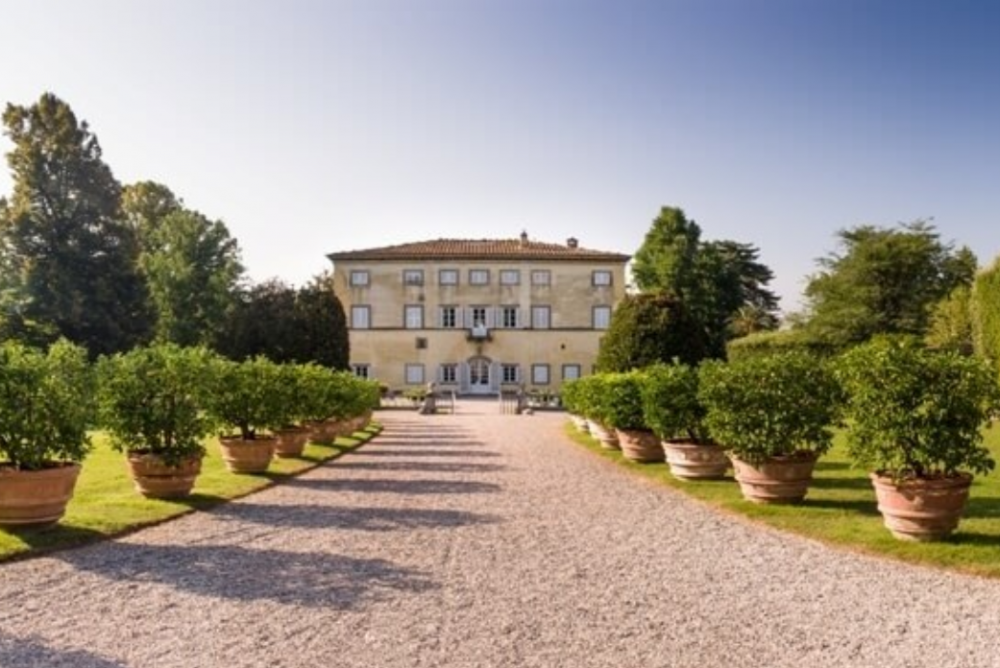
[440,363,458,384]
[403,269,424,286]
[531,364,550,385]
[502,364,519,384]
[593,305,612,330]
[405,363,425,384]
[592,270,612,286]
[349,270,369,287]
[501,306,518,329]
[531,305,551,329]
[562,364,582,381]
[531,270,551,286]
[500,269,520,285]
[470,306,489,327]
[351,305,371,329]
[404,305,423,329]
[469,269,490,285]
[439,269,459,286]
[439,305,458,328]
[352,363,370,379]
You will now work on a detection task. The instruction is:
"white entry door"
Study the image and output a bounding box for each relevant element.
[468,357,492,394]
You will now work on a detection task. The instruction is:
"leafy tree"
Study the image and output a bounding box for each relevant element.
[139,208,243,346]
[926,286,974,355]
[121,180,182,246]
[803,221,976,348]
[0,93,150,355]
[631,206,779,358]
[596,292,705,372]
[972,256,1000,371]
[291,273,349,370]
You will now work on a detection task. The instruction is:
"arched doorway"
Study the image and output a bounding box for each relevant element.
[467,356,492,395]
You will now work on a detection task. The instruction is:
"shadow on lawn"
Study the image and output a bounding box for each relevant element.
[60,542,435,610]
[0,631,126,668]
[213,501,502,532]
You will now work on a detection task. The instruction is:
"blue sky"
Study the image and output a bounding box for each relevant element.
[2,0,998,312]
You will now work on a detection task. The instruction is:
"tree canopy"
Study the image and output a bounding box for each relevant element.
[802,221,976,347]
[595,292,705,372]
[0,93,150,354]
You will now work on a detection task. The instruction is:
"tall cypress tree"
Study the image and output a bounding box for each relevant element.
[0,93,150,354]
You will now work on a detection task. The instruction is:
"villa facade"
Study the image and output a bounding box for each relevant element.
[328,233,629,394]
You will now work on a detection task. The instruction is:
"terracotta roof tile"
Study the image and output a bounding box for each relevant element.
[328,238,630,262]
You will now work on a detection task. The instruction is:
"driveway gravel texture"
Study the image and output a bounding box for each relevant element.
[2,403,1000,667]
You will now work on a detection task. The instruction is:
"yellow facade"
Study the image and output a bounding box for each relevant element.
[328,239,629,394]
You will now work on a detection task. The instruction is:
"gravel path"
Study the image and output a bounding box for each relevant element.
[3,403,1000,667]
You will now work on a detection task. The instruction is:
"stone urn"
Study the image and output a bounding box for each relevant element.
[729,452,819,503]
[219,436,277,474]
[0,463,81,528]
[126,453,203,498]
[273,426,311,458]
[586,420,619,450]
[870,472,973,541]
[615,429,665,463]
[662,441,728,480]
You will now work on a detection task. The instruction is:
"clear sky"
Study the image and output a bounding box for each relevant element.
[1,0,998,312]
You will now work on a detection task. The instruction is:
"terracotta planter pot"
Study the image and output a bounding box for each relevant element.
[663,441,728,480]
[586,420,619,449]
[615,428,665,463]
[569,415,589,432]
[219,436,277,473]
[870,472,973,541]
[0,463,81,528]
[126,453,203,498]
[273,427,311,458]
[730,452,819,504]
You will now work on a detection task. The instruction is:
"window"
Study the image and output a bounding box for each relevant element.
[440,363,458,384]
[404,305,423,329]
[592,270,613,286]
[531,270,551,286]
[470,306,489,328]
[501,306,519,329]
[469,269,490,285]
[439,269,459,286]
[349,270,369,287]
[352,364,370,379]
[531,364,550,385]
[531,305,551,329]
[562,364,582,381]
[439,305,458,328]
[403,269,424,286]
[500,269,520,285]
[405,364,425,385]
[593,305,612,330]
[502,364,519,384]
[351,305,370,329]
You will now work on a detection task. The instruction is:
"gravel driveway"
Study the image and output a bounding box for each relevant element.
[2,402,1000,667]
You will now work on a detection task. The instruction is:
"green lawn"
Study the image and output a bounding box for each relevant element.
[566,422,1000,578]
[0,425,381,562]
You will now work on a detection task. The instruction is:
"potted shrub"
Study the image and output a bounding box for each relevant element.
[642,362,727,480]
[698,352,841,503]
[560,379,589,432]
[601,371,663,463]
[578,375,619,449]
[272,363,313,458]
[98,344,218,497]
[208,356,285,473]
[0,340,94,527]
[836,336,1000,541]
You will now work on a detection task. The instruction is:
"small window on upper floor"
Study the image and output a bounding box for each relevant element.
[351,305,371,329]
[469,269,490,286]
[531,270,551,286]
[500,269,520,286]
[592,270,612,287]
[439,269,459,286]
[403,269,424,286]
[350,270,369,287]
[593,305,612,330]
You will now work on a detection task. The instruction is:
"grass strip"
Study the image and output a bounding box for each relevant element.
[566,422,1000,579]
[0,425,381,562]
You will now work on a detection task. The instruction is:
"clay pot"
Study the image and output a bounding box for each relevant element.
[615,428,665,463]
[870,472,973,541]
[0,463,81,528]
[126,453,203,498]
[663,441,728,480]
[219,436,277,473]
[586,420,619,450]
[730,452,819,503]
[273,427,311,458]
[569,415,589,432]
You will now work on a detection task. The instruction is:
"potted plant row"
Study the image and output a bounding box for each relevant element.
[598,371,664,463]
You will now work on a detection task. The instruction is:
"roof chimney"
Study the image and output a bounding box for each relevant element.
[519,230,529,246]
[566,237,579,249]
